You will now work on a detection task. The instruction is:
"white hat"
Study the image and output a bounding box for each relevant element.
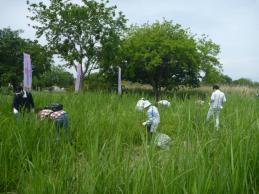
[143,100,151,108]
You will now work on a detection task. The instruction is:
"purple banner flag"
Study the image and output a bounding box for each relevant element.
[75,63,82,92]
[23,53,32,90]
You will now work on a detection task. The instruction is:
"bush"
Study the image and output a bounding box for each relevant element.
[33,66,74,89]
[0,86,13,95]
[84,73,113,91]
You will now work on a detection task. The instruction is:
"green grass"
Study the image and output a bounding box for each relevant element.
[0,91,258,193]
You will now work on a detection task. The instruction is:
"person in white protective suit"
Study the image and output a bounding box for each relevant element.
[135,98,146,111]
[141,100,172,148]
[158,100,171,107]
[142,100,160,138]
[206,85,226,129]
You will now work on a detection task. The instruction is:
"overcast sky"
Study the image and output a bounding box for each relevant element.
[0,0,258,81]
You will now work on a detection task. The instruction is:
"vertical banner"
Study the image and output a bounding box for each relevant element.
[118,66,122,95]
[23,53,32,90]
[75,63,82,92]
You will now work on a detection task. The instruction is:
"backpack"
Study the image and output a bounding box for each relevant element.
[45,103,63,112]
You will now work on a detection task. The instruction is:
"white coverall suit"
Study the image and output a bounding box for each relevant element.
[144,105,160,133]
[206,89,226,128]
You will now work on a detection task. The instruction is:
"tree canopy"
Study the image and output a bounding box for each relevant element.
[121,21,202,99]
[28,0,127,88]
[197,35,222,84]
[233,78,254,86]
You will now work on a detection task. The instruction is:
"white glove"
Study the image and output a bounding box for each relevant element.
[13,108,18,114]
[142,122,147,126]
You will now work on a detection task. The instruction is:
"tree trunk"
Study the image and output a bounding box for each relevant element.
[75,63,83,92]
[153,85,160,102]
[80,75,84,91]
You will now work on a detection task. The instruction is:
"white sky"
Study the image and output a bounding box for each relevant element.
[0,0,258,81]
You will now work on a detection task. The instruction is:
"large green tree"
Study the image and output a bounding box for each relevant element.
[121,21,201,100]
[28,0,127,90]
[0,28,52,87]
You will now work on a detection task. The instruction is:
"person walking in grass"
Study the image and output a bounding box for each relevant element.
[142,100,160,140]
[12,86,34,116]
[206,85,226,129]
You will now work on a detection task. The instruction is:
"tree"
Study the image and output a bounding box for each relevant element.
[219,74,232,84]
[197,35,222,84]
[28,0,127,90]
[201,68,222,84]
[0,28,52,87]
[201,70,232,85]
[233,78,253,86]
[35,66,74,88]
[121,21,201,100]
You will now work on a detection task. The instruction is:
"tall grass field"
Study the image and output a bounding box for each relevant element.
[0,91,258,193]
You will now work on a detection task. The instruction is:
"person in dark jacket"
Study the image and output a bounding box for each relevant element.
[12,86,34,114]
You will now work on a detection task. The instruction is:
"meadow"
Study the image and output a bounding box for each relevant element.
[0,90,258,194]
